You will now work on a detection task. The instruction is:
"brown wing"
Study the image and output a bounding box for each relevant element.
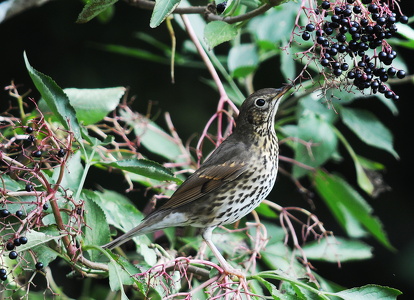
[158,160,247,210]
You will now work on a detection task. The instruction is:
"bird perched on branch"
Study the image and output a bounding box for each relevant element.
[103,85,292,276]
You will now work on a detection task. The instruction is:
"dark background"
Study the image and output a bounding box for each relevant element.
[0,0,413,298]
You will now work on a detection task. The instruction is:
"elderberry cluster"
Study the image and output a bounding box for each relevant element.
[1,211,44,281]
[301,0,408,100]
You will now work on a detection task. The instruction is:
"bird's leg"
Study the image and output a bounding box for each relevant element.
[202,227,245,278]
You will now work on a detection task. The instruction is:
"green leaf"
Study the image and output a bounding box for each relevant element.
[247,2,298,43]
[280,48,296,82]
[18,230,62,252]
[204,21,239,49]
[102,158,181,183]
[108,251,147,300]
[255,202,278,218]
[389,23,414,49]
[94,189,157,265]
[357,155,385,171]
[284,114,337,178]
[24,52,82,142]
[120,109,186,163]
[297,93,338,124]
[303,236,373,262]
[52,151,83,191]
[76,0,119,24]
[261,242,307,278]
[228,44,258,78]
[150,0,180,28]
[335,284,402,300]
[341,107,399,159]
[254,276,287,299]
[82,190,111,260]
[313,170,394,250]
[64,87,125,125]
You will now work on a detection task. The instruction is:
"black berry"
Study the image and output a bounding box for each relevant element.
[387,67,397,76]
[32,150,42,158]
[302,31,311,40]
[0,209,10,218]
[13,239,21,247]
[57,149,66,158]
[9,251,18,259]
[321,58,330,67]
[15,210,24,219]
[216,1,227,14]
[397,70,406,79]
[399,15,408,24]
[43,203,49,210]
[353,6,361,14]
[0,268,6,275]
[321,1,330,9]
[341,63,349,71]
[347,71,356,79]
[26,126,33,134]
[27,135,35,143]
[306,23,315,32]
[35,262,44,270]
[0,274,6,281]
[384,91,394,99]
[25,184,34,192]
[6,242,15,251]
[19,237,28,245]
[367,4,378,13]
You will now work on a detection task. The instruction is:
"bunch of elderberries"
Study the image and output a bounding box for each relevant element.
[299,0,408,100]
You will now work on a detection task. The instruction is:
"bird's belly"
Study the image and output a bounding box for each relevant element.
[187,164,278,227]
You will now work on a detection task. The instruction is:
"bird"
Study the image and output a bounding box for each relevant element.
[102,85,292,276]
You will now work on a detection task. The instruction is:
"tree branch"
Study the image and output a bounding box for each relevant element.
[125,0,284,24]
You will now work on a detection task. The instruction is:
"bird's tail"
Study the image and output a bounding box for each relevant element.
[102,209,188,250]
[101,222,150,250]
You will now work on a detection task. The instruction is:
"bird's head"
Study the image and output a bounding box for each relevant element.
[235,85,292,136]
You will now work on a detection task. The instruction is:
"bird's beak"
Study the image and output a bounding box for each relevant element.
[273,84,293,100]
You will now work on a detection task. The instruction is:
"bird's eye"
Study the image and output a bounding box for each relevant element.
[255,98,266,107]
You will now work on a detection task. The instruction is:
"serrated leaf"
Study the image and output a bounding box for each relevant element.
[24,52,82,142]
[303,236,373,262]
[335,284,402,300]
[82,190,111,260]
[150,0,180,28]
[102,158,181,183]
[76,0,119,24]
[313,169,394,250]
[64,87,125,125]
[341,107,399,159]
[254,276,287,299]
[204,21,239,49]
[108,253,142,288]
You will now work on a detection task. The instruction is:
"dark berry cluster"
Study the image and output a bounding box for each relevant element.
[301,0,407,100]
[4,236,28,261]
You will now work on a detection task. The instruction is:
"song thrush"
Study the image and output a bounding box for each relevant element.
[103,85,292,276]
